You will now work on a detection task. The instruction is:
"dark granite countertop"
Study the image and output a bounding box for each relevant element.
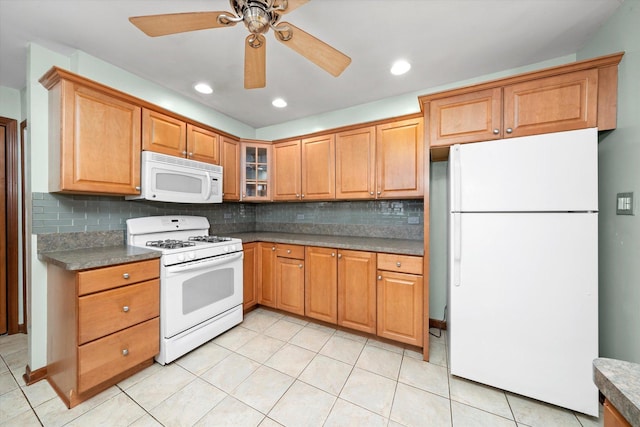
[229,232,424,256]
[593,358,640,426]
[39,245,161,271]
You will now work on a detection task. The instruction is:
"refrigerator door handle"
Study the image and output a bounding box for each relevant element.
[452,145,462,211]
[453,212,462,287]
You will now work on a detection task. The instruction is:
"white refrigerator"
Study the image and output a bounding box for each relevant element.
[448,128,599,416]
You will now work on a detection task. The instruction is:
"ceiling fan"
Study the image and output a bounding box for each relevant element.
[129,0,351,89]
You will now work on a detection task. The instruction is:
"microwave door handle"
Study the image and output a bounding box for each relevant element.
[204,171,212,201]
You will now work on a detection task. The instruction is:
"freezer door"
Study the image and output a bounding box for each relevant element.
[450,128,598,212]
[448,212,598,416]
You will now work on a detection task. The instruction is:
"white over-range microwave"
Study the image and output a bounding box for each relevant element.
[126,151,223,203]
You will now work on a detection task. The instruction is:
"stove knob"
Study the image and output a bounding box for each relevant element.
[177,254,185,262]
[188,252,196,260]
[224,246,229,252]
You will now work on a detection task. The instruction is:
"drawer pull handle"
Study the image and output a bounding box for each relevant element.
[122,349,129,356]
[123,306,130,313]
[396,261,402,267]
[377,275,382,280]
[123,273,130,279]
[287,249,291,254]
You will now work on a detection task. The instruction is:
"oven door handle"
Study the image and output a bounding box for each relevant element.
[165,251,243,274]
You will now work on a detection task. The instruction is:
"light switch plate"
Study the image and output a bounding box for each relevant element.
[616,192,634,215]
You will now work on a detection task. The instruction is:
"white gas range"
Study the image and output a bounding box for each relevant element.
[126,216,244,365]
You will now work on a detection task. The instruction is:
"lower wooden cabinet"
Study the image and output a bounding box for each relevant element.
[337,250,377,334]
[305,247,338,323]
[259,243,305,315]
[376,253,424,347]
[243,242,258,311]
[604,399,632,427]
[47,258,160,408]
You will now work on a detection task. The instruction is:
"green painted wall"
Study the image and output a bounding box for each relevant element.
[0,86,22,120]
[578,0,640,363]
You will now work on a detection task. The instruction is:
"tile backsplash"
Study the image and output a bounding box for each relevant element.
[32,193,423,242]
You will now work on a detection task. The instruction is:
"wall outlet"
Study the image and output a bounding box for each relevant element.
[616,192,634,215]
[408,216,420,224]
[296,214,305,220]
[224,213,233,219]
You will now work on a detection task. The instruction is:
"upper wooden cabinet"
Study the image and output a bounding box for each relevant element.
[241,140,272,202]
[273,140,302,201]
[335,126,376,199]
[273,135,336,201]
[142,108,220,165]
[422,52,624,161]
[221,136,240,201]
[40,67,141,196]
[376,117,424,199]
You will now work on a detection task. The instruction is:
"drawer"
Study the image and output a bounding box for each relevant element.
[377,253,423,275]
[78,280,160,344]
[78,259,159,295]
[78,317,159,393]
[275,244,305,259]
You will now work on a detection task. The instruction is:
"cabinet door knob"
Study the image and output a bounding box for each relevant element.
[331,252,335,257]
[287,249,291,254]
[182,151,187,155]
[122,349,129,356]
[301,194,305,198]
[272,246,276,251]
[298,264,303,268]
[123,273,130,279]
[377,191,381,195]
[506,128,513,134]
[122,306,130,313]
[377,275,382,280]
[338,254,342,259]
[396,261,402,267]
[370,191,374,196]
[493,129,500,135]
[296,193,300,198]
[188,152,193,157]
[135,186,141,191]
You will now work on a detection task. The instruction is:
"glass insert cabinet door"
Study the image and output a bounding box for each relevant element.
[242,142,271,200]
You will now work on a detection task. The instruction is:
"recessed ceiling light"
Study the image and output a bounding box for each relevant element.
[390,60,411,76]
[272,98,287,108]
[194,82,213,94]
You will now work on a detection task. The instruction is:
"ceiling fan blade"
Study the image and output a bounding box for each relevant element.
[274,22,351,77]
[129,11,236,37]
[245,35,267,89]
[273,0,309,14]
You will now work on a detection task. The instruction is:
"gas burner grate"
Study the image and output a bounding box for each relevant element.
[146,239,196,249]
[188,235,233,243]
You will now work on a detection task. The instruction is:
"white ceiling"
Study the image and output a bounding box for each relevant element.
[0,0,623,129]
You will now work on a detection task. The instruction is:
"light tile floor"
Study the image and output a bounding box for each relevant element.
[1,308,603,426]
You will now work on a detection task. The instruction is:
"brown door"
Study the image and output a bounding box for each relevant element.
[1,117,20,335]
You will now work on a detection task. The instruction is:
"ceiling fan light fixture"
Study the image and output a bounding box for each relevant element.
[391,60,411,76]
[272,97,287,108]
[194,82,213,94]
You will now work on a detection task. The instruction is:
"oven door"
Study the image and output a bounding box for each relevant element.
[161,251,243,338]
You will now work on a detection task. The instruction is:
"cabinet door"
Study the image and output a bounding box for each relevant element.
[142,108,186,156]
[429,88,502,146]
[276,257,305,316]
[242,142,271,201]
[377,270,423,346]
[335,126,376,199]
[273,140,301,201]
[338,250,376,334]
[503,69,598,138]
[376,117,424,198]
[54,82,142,195]
[243,243,258,311]
[301,134,335,200]
[258,243,277,308]
[187,124,220,164]
[221,137,241,201]
[305,247,337,323]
